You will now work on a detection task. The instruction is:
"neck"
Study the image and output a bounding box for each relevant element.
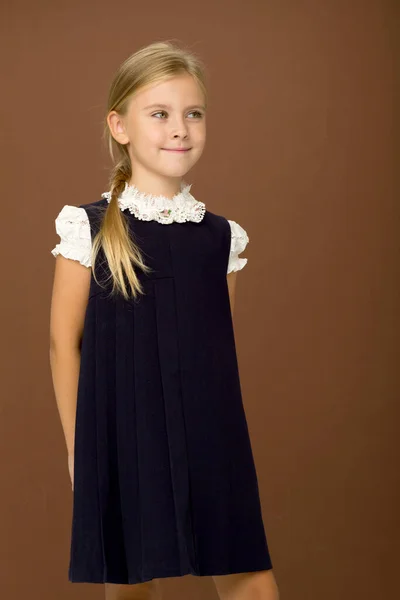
[127,173,183,199]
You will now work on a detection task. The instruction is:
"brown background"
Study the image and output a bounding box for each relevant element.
[1,0,398,598]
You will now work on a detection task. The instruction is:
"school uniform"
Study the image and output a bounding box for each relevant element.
[51,181,273,584]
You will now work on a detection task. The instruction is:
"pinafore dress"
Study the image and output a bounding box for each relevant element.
[67,197,273,584]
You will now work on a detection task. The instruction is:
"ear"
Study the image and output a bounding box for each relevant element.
[107,111,129,145]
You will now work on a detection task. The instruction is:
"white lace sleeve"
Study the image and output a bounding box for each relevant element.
[51,205,92,268]
[227,219,249,274]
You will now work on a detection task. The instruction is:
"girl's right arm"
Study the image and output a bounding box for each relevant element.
[49,255,91,468]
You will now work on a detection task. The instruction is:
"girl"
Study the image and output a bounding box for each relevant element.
[49,41,279,600]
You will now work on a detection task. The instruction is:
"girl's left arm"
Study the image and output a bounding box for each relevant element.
[227,271,238,314]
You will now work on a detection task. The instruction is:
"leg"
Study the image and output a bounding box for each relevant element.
[104,578,162,600]
[212,569,279,600]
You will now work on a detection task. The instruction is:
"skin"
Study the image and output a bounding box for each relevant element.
[50,74,279,600]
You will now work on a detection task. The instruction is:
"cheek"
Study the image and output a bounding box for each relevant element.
[130,122,164,150]
[143,124,165,148]
[192,123,206,144]
[193,134,206,153]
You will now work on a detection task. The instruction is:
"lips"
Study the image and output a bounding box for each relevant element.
[162,148,191,152]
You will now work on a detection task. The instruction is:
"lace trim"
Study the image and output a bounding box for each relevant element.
[101,181,206,224]
[51,243,92,268]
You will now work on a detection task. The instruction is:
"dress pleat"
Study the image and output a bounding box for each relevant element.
[154,277,198,575]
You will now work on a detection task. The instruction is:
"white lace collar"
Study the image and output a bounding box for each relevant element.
[101,180,206,224]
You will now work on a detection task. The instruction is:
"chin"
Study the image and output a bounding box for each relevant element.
[161,165,194,178]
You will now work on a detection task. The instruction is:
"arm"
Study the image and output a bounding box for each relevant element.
[227,270,238,314]
[49,255,91,459]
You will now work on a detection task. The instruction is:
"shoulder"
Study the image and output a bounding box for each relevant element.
[79,198,109,211]
[226,219,249,253]
[53,204,90,233]
[227,219,249,273]
[203,210,249,274]
[225,217,250,274]
[53,197,107,229]
[204,210,248,238]
[203,209,229,227]
[51,204,92,267]
[78,198,108,233]
[204,210,249,249]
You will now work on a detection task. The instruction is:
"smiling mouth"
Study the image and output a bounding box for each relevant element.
[162,148,192,152]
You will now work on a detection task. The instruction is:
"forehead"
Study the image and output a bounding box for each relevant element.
[130,75,205,110]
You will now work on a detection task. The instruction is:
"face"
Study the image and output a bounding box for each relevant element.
[108,74,206,182]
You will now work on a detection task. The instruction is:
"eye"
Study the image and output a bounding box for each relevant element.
[152,111,167,119]
[188,110,204,119]
[151,110,204,119]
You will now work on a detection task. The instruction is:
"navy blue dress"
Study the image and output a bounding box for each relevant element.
[69,197,273,584]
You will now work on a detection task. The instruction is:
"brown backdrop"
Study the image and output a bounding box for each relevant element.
[1,0,397,598]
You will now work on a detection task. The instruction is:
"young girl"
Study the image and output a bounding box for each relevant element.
[49,41,279,600]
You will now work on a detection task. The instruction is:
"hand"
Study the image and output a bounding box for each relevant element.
[68,454,74,491]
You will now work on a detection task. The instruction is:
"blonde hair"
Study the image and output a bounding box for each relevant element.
[91,40,208,301]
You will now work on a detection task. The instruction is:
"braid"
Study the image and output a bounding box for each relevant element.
[91,158,153,300]
[109,159,131,201]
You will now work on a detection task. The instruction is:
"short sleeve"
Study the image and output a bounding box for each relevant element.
[51,205,92,268]
[227,219,249,274]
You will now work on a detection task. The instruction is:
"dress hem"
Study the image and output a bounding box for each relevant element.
[69,561,273,584]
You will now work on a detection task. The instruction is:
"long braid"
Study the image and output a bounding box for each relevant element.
[91,158,153,300]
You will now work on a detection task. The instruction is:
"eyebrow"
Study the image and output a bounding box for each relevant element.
[143,103,206,111]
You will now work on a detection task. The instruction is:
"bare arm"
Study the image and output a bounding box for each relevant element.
[227,271,238,315]
[49,256,91,458]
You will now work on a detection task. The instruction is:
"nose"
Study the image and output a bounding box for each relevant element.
[170,116,189,139]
